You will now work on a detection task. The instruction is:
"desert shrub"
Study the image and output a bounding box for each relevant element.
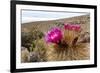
[21,32,33,49]
[32,30,44,40]
[35,39,47,61]
[21,30,44,50]
[54,22,64,28]
[29,39,46,62]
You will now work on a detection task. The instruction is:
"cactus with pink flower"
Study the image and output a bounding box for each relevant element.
[45,23,89,61]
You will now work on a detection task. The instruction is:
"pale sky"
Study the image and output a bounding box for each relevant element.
[22,10,88,23]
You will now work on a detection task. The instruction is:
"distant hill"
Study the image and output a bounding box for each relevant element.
[21,15,90,33]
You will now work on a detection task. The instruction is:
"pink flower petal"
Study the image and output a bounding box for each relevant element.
[45,27,62,44]
[64,23,81,31]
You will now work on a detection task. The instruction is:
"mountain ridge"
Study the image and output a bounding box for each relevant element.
[21,15,90,33]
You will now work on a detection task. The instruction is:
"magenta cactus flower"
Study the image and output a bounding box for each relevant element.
[45,27,62,44]
[64,23,81,31]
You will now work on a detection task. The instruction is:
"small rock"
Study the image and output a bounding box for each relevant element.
[21,47,30,63]
[29,52,40,62]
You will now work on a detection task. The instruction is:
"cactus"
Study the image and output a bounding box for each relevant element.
[45,24,90,61]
